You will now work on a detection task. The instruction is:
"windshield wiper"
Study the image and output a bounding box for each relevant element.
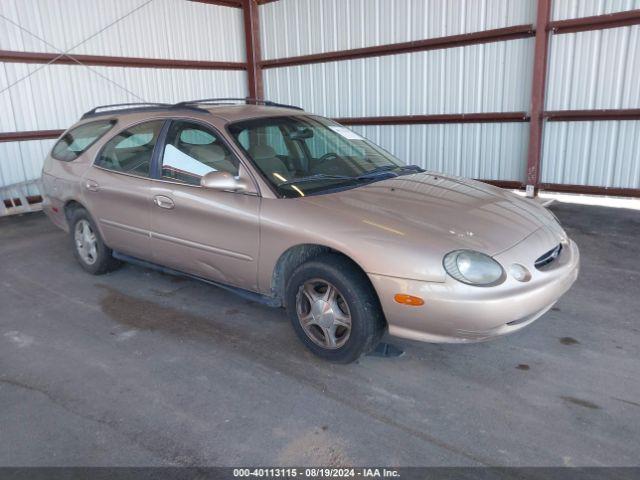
[277,173,354,187]
[277,165,424,188]
[355,164,423,180]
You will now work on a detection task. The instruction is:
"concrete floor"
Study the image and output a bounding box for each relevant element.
[0,203,638,467]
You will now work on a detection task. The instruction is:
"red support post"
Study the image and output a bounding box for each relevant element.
[525,0,552,197]
[242,0,264,99]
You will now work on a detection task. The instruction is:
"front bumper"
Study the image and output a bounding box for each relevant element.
[368,237,580,343]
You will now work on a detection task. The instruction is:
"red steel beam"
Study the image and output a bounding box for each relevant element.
[483,180,639,198]
[0,130,64,143]
[0,50,246,71]
[260,24,535,69]
[335,112,530,126]
[525,0,552,193]
[188,0,242,7]
[476,178,524,190]
[538,183,640,198]
[480,180,525,190]
[544,109,640,121]
[548,9,640,34]
[243,0,264,98]
[188,0,277,6]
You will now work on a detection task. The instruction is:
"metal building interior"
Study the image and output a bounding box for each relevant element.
[0,0,639,470]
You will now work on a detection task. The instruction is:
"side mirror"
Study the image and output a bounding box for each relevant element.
[200,171,249,192]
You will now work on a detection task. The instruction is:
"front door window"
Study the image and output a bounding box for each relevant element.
[161,121,239,186]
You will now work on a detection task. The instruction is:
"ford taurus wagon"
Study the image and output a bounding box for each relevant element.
[41,98,580,363]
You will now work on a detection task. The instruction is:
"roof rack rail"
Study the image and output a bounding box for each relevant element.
[80,98,303,120]
[81,102,173,119]
[172,97,304,111]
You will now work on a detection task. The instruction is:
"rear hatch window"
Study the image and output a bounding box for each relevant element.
[51,120,115,161]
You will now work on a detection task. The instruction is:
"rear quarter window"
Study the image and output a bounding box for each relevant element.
[51,120,115,161]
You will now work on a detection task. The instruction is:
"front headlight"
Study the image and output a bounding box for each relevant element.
[443,250,504,286]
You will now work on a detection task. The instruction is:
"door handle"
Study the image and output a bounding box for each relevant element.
[85,179,99,192]
[153,195,175,209]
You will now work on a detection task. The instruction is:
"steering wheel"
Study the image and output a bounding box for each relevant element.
[318,152,340,163]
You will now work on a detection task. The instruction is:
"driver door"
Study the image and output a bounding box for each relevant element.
[149,120,260,291]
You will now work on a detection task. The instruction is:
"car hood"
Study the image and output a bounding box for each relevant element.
[297,172,565,281]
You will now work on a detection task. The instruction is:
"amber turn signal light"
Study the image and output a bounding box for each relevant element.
[394,294,425,306]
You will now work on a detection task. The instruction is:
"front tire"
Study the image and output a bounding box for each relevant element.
[69,207,121,275]
[285,253,386,363]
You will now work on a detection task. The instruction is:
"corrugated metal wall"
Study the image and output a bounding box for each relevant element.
[551,0,640,21]
[260,0,536,181]
[0,0,246,200]
[0,0,245,61]
[351,123,529,181]
[543,23,640,188]
[0,139,55,196]
[545,26,640,110]
[259,0,536,60]
[264,39,534,117]
[1,64,246,131]
[261,0,640,191]
[542,120,640,188]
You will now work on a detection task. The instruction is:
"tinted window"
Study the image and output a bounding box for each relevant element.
[95,121,164,177]
[161,121,238,186]
[51,120,115,161]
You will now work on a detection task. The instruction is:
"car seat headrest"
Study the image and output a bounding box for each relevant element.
[249,144,278,161]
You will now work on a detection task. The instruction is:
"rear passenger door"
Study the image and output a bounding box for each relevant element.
[149,120,260,290]
[83,120,165,261]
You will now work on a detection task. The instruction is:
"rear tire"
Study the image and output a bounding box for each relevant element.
[69,207,121,275]
[285,253,386,363]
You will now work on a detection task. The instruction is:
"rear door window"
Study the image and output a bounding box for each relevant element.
[94,120,165,177]
[51,120,115,161]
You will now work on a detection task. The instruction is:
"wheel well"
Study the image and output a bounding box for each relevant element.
[271,244,383,315]
[64,200,84,223]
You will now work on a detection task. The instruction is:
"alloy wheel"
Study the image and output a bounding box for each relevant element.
[296,279,352,349]
[74,219,98,265]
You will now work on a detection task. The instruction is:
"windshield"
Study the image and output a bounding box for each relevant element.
[227,115,421,198]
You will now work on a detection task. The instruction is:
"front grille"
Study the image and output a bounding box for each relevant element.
[535,243,563,269]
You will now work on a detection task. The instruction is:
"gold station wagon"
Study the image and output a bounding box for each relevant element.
[42,98,579,362]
